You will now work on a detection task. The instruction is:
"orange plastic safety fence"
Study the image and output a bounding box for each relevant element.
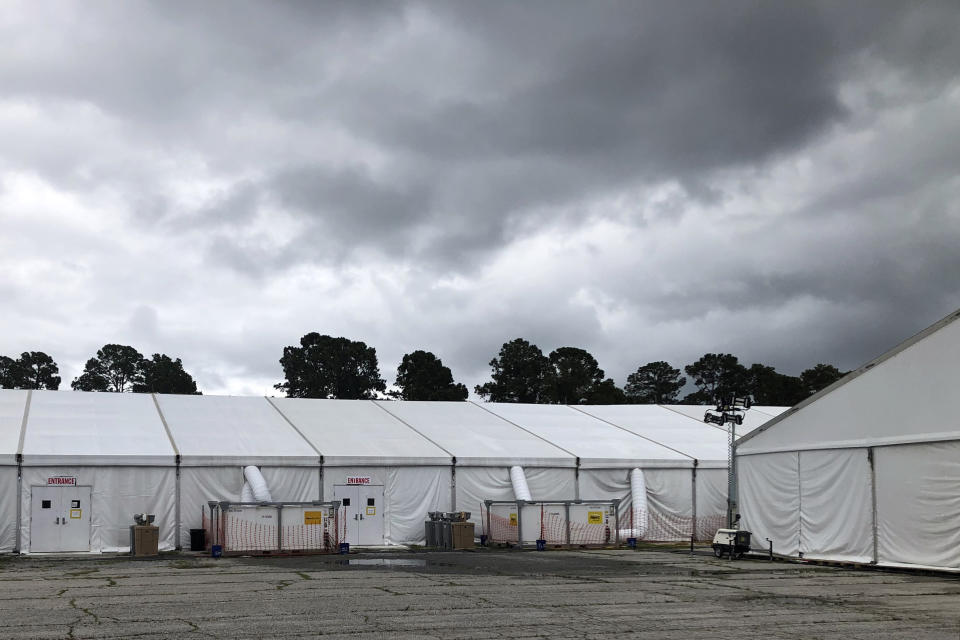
[484,503,728,546]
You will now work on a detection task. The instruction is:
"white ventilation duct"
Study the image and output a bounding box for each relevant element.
[243,465,272,502]
[510,466,532,501]
[629,468,648,538]
[240,482,254,502]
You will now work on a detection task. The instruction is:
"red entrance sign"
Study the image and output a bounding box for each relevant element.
[47,476,77,486]
[346,477,371,485]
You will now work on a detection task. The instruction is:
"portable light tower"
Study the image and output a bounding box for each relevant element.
[704,394,751,527]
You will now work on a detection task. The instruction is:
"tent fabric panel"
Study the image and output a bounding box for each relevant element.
[577,457,693,470]
[21,454,174,467]
[738,452,800,556]
[270,399,451,464]
[798,449,873,563]
[0,467,16,552]
[450,456,576,468]
[322,465,453,545]
[384,467,450,545]
[875,441,960,569]
[22,391,174,464]
[20,466,176,553]
[695,469,728,540]
[377,401,575,466]
[319,456,451,468]
[260,466,320,504]
[739,316,960,455]
[0,390,28,465]
[177,454,317,468]
[480,404,691,464]
[645,468,694,540]
[456,466,513,534]
[157,395,318,463]
[580,404,728,462]
[179,466,317,548]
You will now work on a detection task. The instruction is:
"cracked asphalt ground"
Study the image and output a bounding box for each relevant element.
[1,549,959,639]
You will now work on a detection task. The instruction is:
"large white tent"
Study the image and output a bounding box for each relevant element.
[0,388,785,553]
[737,308,960,570]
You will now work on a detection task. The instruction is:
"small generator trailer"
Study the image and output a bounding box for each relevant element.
[712,528,751,559]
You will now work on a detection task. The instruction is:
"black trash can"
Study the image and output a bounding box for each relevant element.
[190,528,206,551]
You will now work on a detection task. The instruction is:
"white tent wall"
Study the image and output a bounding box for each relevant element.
[461,466,577,535]
[694,468,728,540]
[798,449,873,563]
[578,468,694,541]
[0,467,16,553]
[0,391,25,552]
[738,452,800,557]
[179,466,318,547]
[19,466,176,552]
[875,441,960,569]
[322,466,451,545]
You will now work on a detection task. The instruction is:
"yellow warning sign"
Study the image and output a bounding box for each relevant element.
[509,513,517,526]
[303,511,323,525]
[587,511,603,524]
[366,506,376,516]
[70,509,82,520]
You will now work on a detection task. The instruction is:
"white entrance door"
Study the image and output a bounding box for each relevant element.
[333,484,384,546]
[30,486,92,552]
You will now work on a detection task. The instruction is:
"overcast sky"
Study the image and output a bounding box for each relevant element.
[2,1,959,396]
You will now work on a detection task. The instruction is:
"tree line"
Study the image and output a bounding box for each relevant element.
[0,345,199,394]
[274,333,844,405]
[1,334,846,405]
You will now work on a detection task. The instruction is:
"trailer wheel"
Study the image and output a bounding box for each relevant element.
[713,545,724,558]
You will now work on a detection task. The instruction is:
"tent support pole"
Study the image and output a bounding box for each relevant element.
[450,459,457,511]
[574,459,580,501]
[14,454,22,554]
[319,458,324,501]
[174,455,181,551]
[868,447,878,564]
[14,390,32,555]
[691,461,698,551]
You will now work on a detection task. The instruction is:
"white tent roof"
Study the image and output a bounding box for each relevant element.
[156,394,318,466]
[739,308,960,455]
[22,390,175,466]
[0,390,27,466]
[480,403,693,469]
[577,404,730,467]
[270,398,451,466]
[751,406,790,419]
[376,400,576,467]
[663,405,777,436]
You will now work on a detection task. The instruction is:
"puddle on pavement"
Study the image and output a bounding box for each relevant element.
[340,558,427,568]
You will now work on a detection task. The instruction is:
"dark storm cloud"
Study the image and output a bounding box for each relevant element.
[1,1,959,394]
